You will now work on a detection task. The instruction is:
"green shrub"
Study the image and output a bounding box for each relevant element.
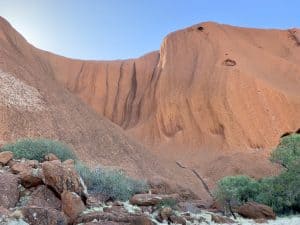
[214,133,300,215]
[256,160,300,214]
[271,134,300,168]
[1,138,77,162]
[75,163,148,201]
[214,175,259,208]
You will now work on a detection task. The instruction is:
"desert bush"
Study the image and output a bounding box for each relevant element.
[75,163,148,201]
[256,160,300,214]
[1,138,77,162]
[214,134,300,214]
[271,134,300,168]
[214,175,259,208]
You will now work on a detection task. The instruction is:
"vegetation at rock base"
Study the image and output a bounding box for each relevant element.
[75,162,148,201]
[1,138,77,162]
[270,134,300,169]
[214,134,300,214]
[1,138,148,201]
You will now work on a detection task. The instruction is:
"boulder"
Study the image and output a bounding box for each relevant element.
[41,160,87,197]
[61,191,85,222]
[237,202,276,220]
[44,153,59,161]
[10,160,39,174]
[19,168,44,188]
[0,172,19,208]
[130,193,178,206]
[0,151,13,165]
[22,206,68,225]
[27,185,61,210]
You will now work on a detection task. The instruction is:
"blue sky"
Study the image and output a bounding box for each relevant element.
[0,0,299,60]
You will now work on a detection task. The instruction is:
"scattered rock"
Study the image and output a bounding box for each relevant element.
[27,185,61,210]
[42,160,87,197]
[61,191,85,222]
[83,222,130,225]
[169,214,186,225]
[130,193,178,206]
[22,206,68,225]
[0,205,10,218]
[0,151,13,165]
[10,160,38,174]
[19,168,44,188]
[254,218,268,223]
[44,153,59,161]
[237,202,276,220]
[75,211,154,225]
[178,200,208,213]
[86,193,110,207]
[223,58,236,66]
[0,172,19,208]
[211,214,235,224]
[159,207,172,221]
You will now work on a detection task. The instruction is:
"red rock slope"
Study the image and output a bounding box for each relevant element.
[1,16,300,200]
[43,23,300,152]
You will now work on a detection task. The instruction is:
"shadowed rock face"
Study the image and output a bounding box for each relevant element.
[0,16,299,200]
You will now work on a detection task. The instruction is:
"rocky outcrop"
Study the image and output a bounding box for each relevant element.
[0,16,299,200]
[61,191,86,222]
[237,202,276,220]
[0,151,13,165]
[0,171,19,208]
[22,206,68,225]
[129,193,178,206]
[42,160,87,197]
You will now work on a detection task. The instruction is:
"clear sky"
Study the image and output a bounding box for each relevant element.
[0,0,299,60]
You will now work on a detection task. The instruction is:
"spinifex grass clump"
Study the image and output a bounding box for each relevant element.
[75,162,148,201]
[2,138,148,201]
[1,138,77,162]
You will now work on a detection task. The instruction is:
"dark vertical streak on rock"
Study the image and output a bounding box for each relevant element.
[112,61,124,123]
[74,63,84,92]
[122,62,137,129]
[103,63,109,116]
[188,53,199,87]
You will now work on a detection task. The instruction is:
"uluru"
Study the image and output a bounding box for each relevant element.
[0,2,299,224]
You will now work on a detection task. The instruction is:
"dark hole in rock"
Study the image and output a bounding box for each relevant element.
[280,132,292,138]
[197,26,204,31]
[296,128,300,134]
[223,59,236,66]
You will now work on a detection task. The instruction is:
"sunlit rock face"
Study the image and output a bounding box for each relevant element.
[0,16,299,201]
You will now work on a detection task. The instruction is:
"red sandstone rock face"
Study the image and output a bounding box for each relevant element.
[0,16,299,200]
[43,22,300,187]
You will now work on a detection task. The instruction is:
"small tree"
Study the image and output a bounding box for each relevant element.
[271,134,300,169]
[214,175,259,217]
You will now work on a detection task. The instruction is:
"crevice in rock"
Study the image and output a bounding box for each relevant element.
[280,132,292,138]
[175,161,213,197]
